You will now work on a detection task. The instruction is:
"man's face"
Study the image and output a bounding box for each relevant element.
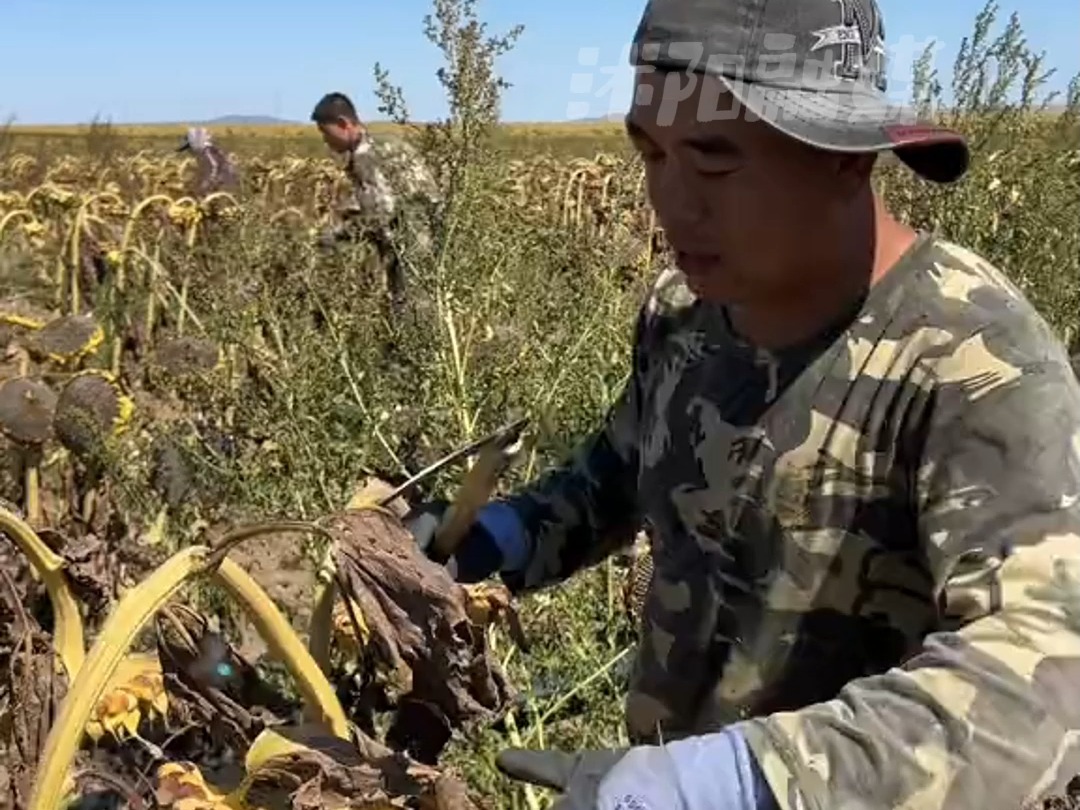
[317,117,361,154]
[626,71,858,305]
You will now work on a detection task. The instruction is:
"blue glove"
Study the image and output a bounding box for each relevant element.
[405,499,530,583]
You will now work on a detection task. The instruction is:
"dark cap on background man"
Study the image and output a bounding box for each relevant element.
[630,0,970,183]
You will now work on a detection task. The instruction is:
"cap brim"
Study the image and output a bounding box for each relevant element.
[720,76,970,184]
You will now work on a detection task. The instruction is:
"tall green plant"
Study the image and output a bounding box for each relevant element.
[885,0,1080,342]
[367,0,536,445]
[373,0,523,207]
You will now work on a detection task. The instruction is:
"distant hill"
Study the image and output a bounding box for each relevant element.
[200,115,298,126]
[8,114,303,128]
[87,115,301,127]
[571,114,625,123]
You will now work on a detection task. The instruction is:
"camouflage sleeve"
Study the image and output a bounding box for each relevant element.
[344,142,397,224]
[744,325,1080,810]
[499,306,650,594]
[379,140,444,254]
[383,139,442,210]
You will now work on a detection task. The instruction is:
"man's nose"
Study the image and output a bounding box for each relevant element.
[650,160,709,230]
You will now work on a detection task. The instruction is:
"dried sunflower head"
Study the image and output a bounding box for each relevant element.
[54,370,134,459]
[154,761,230,810]
[0,300,49,344]
[28,313,103,366]
[0,376,57,446]
[86,688,142,743]
[0,301,50,358]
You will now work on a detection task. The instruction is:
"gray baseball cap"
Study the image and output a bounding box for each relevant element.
[630,0,969,183]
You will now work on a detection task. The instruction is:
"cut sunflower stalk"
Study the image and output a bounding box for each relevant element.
[28,538,350,810]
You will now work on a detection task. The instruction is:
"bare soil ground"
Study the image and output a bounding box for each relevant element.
[225,532,320,660]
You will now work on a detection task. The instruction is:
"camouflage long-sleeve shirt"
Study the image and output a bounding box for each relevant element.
[333,133,442,253]
[502,232,1080,810]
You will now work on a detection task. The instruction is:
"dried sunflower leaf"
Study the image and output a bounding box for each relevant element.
[244,729,479,810]
[327,508,512,761]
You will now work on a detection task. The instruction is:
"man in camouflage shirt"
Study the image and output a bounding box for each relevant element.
[311,92,442,305]
[408,0,1080,807]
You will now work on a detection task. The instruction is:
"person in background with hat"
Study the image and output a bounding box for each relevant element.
[407,0,1080,807]
[176,126,239,198]
[310,91,442,308]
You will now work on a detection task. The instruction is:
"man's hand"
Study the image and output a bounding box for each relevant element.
[403,499,453,556]
[496,727,778,810]
[404,500,526,583]
[495,748,628,810]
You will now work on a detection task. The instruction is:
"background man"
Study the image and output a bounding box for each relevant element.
[176,126,239,197]
[310,91,442,308]
[410,0,1080,807]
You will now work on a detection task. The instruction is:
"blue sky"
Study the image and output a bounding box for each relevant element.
[1,0,1076,125]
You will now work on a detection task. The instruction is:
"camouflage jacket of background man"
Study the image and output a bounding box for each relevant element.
[499,231,1080,810]
[330,132,443,256]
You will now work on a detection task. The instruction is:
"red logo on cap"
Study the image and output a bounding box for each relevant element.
[884,123,961,144]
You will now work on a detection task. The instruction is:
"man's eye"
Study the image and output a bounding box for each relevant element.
[693,152,742,174]
[630,137,664,162]
[698,160,741,175]
[687,141,742,173]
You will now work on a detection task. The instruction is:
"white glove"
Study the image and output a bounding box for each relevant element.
[595,725,776,810]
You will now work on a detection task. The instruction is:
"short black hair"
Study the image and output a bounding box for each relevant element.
[311,92,359,124]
